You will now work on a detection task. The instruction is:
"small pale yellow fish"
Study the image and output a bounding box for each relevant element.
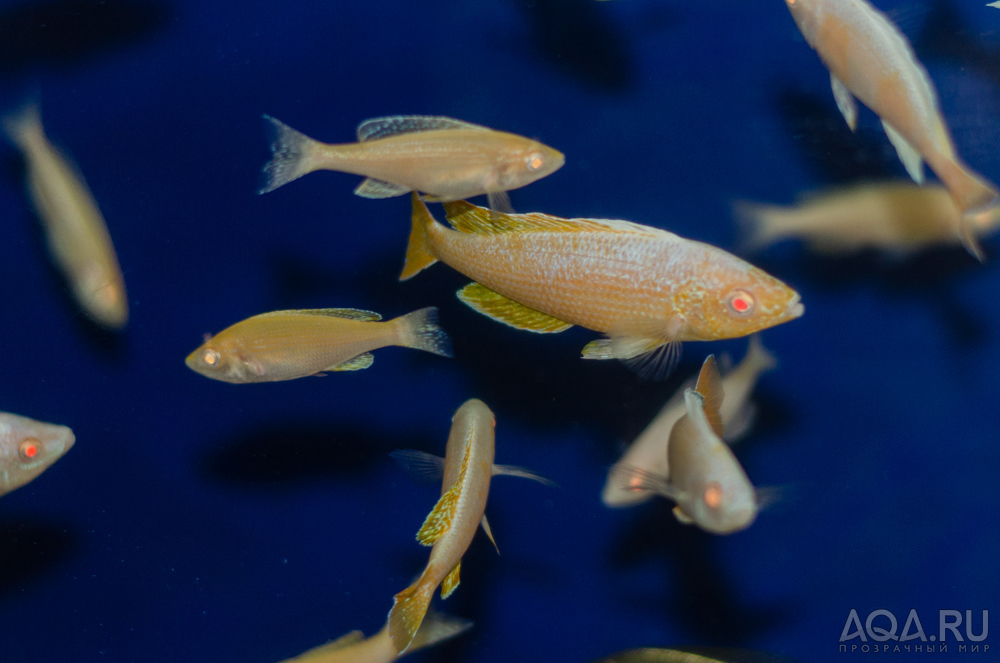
[387,399,551,654]
[612,356,759,534]
[402,194,802,378]
[276,608,470,663]
[3,104,128,329]
[785,0,998,260]
[0,412,75,497]
[185,306,451,384]
[593,647,801,663]
[259,115,564,211]
[736,182,1000,254]
[602,337,775,508]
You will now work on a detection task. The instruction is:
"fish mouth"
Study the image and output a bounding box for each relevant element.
[784,294,804,320]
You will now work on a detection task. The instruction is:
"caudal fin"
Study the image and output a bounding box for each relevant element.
[400,193,439,280]
[388,577,435,655]
[406,607,473,654]
[258,115,320,194]
[393,306,452,357]
[732,200,789,253]
[939,161,996,262]
[743,335,777,375]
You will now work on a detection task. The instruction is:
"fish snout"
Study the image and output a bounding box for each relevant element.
[784,293,804,320]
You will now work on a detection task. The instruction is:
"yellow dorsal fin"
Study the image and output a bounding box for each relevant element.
[693,355,725,437]
[289,631,365,660]
[415,441,472,546]
[457,282,572,333]
[440,562,461,599]
[325,352,373,372]
[442,200,663,236]
[262,308,382,322]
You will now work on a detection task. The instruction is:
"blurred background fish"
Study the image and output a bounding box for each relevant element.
[0,412,74,497]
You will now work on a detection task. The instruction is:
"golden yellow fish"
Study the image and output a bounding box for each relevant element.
[3,104,128,329]
[186,306,451,383]
[402,194,802,377]
[592,647,801,663]
[259,115,564,211]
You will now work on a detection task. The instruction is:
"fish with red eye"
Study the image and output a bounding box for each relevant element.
[0,412,75,497]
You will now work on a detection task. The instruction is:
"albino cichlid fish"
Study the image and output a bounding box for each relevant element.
[602,337,775,508]
[402,194,802,378]
[736,182,1000,254]
[785,0,998,260]
[186,306,451,384]
[592,647,802,663]
[611,356,760,534]
[275,608,470,663]
[3,104,128,329]
[0,412,75,497]
[259,115,564,211]
[387,399,552,654]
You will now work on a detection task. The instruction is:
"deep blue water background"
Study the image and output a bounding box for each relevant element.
[0,0,996,661]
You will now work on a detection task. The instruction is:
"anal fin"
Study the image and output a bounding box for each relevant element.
[480,515,499,555]
[457,282,572,333]
[441,562,461,599]
[831,74,858,131]
[881,121,924,184]
[326,353,373,371]
[355,177,410,198]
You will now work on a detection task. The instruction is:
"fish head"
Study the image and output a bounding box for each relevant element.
[0,415,75,495]
[495,139,565,190]
[683,258,804,341]
[686,446,758,535]
[185,338,253,383]
[784,0,821,39]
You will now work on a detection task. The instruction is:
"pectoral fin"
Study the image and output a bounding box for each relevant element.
[326,353,373,371]
[480,515,499,555]
[457,282,572,333]
[389,449,446,483]
[581,336,682,380]
[441,561,461,599]
[881,121,924,184]
[487,190,514,214]
[831,74,858,132]
[672,505,695,525]
[354,177,410,198]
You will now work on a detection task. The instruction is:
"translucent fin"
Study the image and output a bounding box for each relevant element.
[264,308,382,321]
[259,115,320,194]
[608,463,679,501]
[623,341,683,381]
[389,449,446,483]
[357,116,490,142]
[354,177,409,199]
[743,334,777,374]
[440,562,461,599]
[487,189,514,214]
[755,484,788,511]
[722,403,757,444]
[388,577,433,655]
[442,200,648,236]
[731,200,792,253]
[457,283,572,333]
[393,306,453,357]
[831,74,858,132]
[881,121,924,184]
[326,353,373,372]
[693,355,725,437]
[673,505,695,525]
[493,463,559,487]
[480,515,499,555]
[400,193,440,281]
[416,480,461,546]
[406,607,473,654]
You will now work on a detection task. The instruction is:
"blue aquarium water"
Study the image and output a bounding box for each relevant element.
[0,0,996,661]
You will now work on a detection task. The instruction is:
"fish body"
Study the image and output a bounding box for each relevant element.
[736,182,1000,253]
[185,307,451,384]
[602,337,775,508]
[387,399,496,654]
[0,412,75,497]
[785,0,997,258]
[592,647,801,663]
[260,115,563,208]
[3,104,128,329]
[403,195,802,373]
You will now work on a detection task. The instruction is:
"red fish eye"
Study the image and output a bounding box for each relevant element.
[704,482,723,509]
[727,290,754,315]
[19,439,40,459]
[526,152,544,170]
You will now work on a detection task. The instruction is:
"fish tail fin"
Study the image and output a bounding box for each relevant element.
[393,306,453,357]
[400,192,439,280]
[406,606,473,654]
[388,572,436,654]
[2,103,44,150]
[732,200,789,252]
[744,335,778,375]
[939,161,997,262]
[258,115,321,194]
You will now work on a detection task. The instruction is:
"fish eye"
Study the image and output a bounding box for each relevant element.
[725,289,755,316]
[202,348,221,367]
[19,438,40,461]
[526,152,544,171]
[704,482,723,510]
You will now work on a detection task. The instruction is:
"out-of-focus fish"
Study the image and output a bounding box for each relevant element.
[592,647,802,663]
[387,399,551,654]
[276,608,470,663]
[602,337,775,508]
[0,412,74,497]
[259,115,564,211]
[185,306,451,384]
[784,0,998,260]
[736,182,1000,254]
[611,356,759,534]
[402,194,802,378]
[3,104,128,329]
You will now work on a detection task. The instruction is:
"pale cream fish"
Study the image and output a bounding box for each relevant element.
[259,115,564,211]
[3,104,128,329]
[785,0,998,260]
[275,608,470,663]
[736,181,1000,254]
[592,647,801,663]
[602,336,776,508]
[612,356,759,534]
[0,412,74,497]
[185,306,451,384]
[386,399,553,654]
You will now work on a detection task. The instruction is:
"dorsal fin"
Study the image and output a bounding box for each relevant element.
[693,355,725,437]
[442,200,667,236]
[265,308,382,322]
[356,116,490,142]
